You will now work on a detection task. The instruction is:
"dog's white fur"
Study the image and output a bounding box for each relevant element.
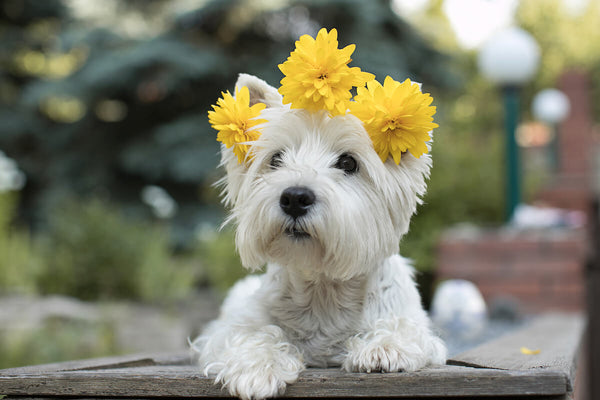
[191,74,447,400]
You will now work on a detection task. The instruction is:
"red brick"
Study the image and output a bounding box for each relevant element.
[436,227,587,312]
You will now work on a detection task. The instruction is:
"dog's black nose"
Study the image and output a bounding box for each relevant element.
[280,186,316,219]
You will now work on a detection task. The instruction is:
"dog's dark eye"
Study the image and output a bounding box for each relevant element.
[335,153,358,174]
[270,152,283,169]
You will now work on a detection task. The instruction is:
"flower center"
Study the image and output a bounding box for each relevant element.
[384,118,403,132]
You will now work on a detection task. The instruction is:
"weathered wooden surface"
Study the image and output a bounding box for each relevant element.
[0,364,568,398]
[587,198,600,400]
[0,352,190,375]
[0,313,584,399]
[448,313,584,390]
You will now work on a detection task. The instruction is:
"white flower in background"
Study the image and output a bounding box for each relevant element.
[141,185,177,219]
[0,151,26,192]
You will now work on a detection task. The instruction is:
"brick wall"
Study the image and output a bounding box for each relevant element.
[435,70,594,314]
[436,226,588,313]
[557,70,593,178]
[535,70,595,213]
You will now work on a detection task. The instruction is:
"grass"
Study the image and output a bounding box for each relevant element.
[0,318,120,369]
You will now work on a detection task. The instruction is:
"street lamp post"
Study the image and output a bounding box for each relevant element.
[532,89,570,171]
[478,27,540,221]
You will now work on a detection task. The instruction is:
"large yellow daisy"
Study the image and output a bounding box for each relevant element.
[350,76,438,164]
[278,28,374,116]
[208,86,267,164]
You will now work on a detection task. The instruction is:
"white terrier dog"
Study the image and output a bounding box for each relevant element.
[191,73,447,400]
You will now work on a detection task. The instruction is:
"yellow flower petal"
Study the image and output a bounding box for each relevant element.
[278,28,374,116]
[350,76,437,164]
[207,86,267,164]
[520,347,541,355]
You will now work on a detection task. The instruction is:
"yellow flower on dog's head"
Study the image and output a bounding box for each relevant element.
[208,86,267,164]
[278,28,374,116]
[350,76,438,164]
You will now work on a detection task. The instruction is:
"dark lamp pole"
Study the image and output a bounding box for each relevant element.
[478,27,540,221]
[503,86,521,220]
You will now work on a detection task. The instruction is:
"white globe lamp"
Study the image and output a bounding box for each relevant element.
[532,89,571,170]
[532,89,570,124]
[478,27,541,87]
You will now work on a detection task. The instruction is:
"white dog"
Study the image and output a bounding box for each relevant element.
[191,74,447,400]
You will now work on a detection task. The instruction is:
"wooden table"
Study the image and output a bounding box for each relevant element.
[0,314,585,399]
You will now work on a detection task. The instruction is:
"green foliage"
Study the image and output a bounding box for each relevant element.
[1,0,537,295]
[0,318,118,369]
[401,55,506,273]
[516,0,600,125]
[0,0,455,248]
[396,2,600,276]
[402,126,503,272]
[0,192,43,295]
[37,198,197,302]
[198,228,248,293]
[518,0,600,88]
[1,191,202,301]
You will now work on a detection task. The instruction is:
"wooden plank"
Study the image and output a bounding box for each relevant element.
[0,364,567,398]
[449,313,584,370]
[449,313,584,392]
[2,393,572,400]
[0,397,572,400]
[287,366,567,398]
[0,352,191,375]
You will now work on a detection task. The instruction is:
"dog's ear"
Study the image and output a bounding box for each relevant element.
[219,74,281,208]
[235,73,283,108]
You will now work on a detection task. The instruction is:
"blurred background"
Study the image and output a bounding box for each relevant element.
[0,0,598,390]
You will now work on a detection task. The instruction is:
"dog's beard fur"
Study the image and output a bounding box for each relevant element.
[222,108,431,281]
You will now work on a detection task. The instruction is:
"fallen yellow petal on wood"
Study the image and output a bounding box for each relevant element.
[520,347,541,355]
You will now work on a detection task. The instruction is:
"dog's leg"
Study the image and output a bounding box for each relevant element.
[342,255,447,373]
[194,322,304,400]
[192,277,305,400]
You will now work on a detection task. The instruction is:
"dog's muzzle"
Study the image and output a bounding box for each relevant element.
[279,186,315,219]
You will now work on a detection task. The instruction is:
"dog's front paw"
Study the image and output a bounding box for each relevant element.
[342,319,447,373]
[199,325,305,400]
[221,366,300,400]
[212,354,304,400]
[343,339,431,373]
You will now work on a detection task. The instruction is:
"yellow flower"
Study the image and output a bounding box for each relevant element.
[278,28,374,116]
[208,86,267,164]
[520,347,541,355]
[350,76,438,164]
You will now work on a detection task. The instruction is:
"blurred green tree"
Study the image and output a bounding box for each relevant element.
[0,192,43,294]
[37,197,197,301]
[0,0,456,247]
[516,0,600,122]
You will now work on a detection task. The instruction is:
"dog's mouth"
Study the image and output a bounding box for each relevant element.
[284,227,311,240]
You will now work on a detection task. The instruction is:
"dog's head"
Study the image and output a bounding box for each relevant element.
[218,74,431,281]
